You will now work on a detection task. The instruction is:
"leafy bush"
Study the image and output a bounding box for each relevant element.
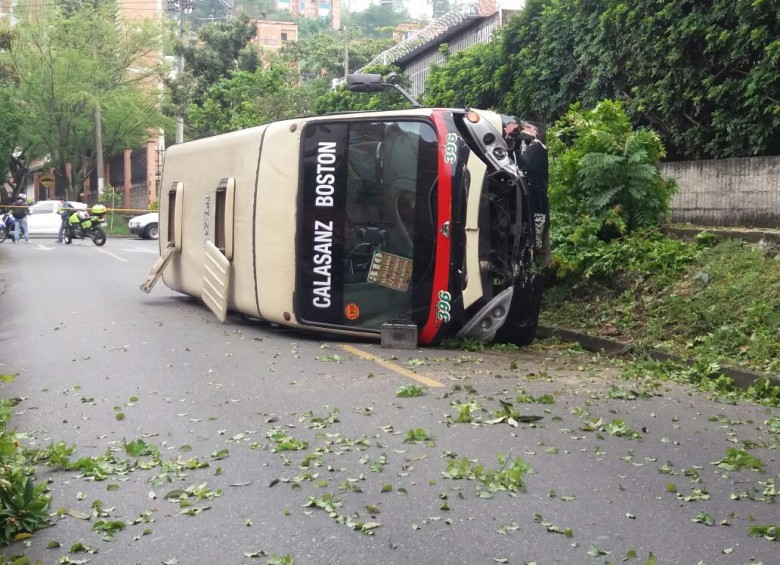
[499,0,780,160]
[548,101,677,278]
[422,42,504,109]
[579,229,699,284]
[0,398,51,546]
[97,185,121,209]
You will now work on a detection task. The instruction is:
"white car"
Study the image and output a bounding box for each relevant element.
[128,212,159,240]
[27,200,87,236]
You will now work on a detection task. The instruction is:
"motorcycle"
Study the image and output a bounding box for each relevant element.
[0,212,25,243]
[64,204,108,246]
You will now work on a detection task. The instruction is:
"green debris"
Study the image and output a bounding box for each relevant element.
[396,383,428,397]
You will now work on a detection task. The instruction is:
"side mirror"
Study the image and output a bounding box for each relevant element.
[345,73,421,108]
[346,74,385,93]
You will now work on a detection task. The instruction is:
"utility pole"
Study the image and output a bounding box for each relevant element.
[93,43,104,195]
[175,1,186,144]
[95,97,104,194]
[342,26,349,80]
[168,0,192,144]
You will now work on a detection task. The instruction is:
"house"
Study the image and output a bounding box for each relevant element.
[362,0,523,97]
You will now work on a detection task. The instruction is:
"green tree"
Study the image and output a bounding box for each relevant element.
[231,0,292,23]
[10,1,170,199]
[0,23,16,84]
[313,85,406,114]
[418,0,585,120]
[425,0,779,159]
[593,0,780,158]
[0,89,22,200]
[166,13,260,124]
[281,29,394,80]
[0,24,21,197]
[312,65,412,114]
[499,0,779,159]
[186,52,298,137]
[189,0,230,27]
[296,16,334,38]
[422,42,503,109]
[342,4,412,38]
[499,0,588,124]
[182,0,293,30]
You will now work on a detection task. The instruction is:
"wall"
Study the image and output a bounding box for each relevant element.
[102,145,158,211]
[128,183,151,211]
[253,20,298,51]
[663,156,780,228]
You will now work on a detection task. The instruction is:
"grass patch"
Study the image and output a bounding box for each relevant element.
[102,212,132,237]
[541,234,780,376]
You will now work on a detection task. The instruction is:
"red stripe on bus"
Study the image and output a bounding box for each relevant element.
[419,112,453,343]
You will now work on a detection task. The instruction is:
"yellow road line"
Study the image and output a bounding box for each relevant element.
[93,247,129,263]
[340,344,444,388]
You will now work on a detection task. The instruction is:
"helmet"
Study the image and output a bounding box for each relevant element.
[90,204,107,215]
[17,193,26,200]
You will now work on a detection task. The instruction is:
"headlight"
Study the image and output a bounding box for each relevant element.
[456,287,515,341]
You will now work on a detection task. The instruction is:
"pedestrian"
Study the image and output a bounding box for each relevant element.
[11,193,30,243]
[57,195,73,243]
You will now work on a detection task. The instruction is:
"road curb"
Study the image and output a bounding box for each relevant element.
[536,326,635,356]
[661,225,780,247]
[536,325,779,389]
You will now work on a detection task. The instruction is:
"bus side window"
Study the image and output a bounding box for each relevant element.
[168,181,183,252]
[214,177,235,260]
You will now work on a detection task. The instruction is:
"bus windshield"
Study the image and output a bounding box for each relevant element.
[297,119,440,332]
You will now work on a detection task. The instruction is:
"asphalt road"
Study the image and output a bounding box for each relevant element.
[0,237,778,565]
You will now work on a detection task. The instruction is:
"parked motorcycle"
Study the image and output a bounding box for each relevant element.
[0,212,24,243]
[64,204,108,246]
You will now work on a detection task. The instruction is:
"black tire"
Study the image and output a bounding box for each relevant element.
[143,223,159,240]
[494,273,545,346]
[0,229,6,243]
[64,230,72,244]
[494,219,550,347]
[90,227,107,246]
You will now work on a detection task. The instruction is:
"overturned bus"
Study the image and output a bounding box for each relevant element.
[142,74,549,346]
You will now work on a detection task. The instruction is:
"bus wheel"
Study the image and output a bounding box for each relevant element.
[495,274,545,346]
